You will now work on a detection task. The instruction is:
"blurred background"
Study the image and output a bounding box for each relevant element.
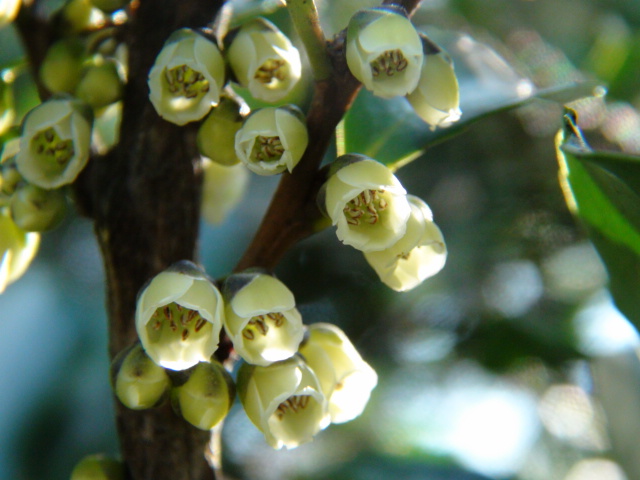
[2,0,640,479]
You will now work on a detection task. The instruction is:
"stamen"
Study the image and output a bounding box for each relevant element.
[251,136,284,163]
[343,189,388,228]
[194,317,207,333]
[242,329,255,340]
[164,65,210,99]
[181,329,189,341]
[254,58,287,85]
[275,395,310,420]
[370,49,408,78]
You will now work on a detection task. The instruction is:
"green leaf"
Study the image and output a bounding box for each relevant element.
[557,110,640,327]
[340,31,601,169]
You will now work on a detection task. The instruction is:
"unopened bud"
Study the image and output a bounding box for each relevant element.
[197,97,245,166]
[113,344,170,410]
[39,38,86,94]
[75,60,124,109]
[10,183,67,232]
[70,454,124,480]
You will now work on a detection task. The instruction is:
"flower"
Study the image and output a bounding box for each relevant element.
[135,260,224,371]
[0,0,21,28]
[172,361,235,430]
[0,208,39,294]
[224,272,304,366]
[364,195,446,291]
[197,96,245,166]
[234,106,308,175]
[346,7,423,98]
[407,36,461,129]
[113,344,170,410]
[237,356,330,449]
[226,17,302,103]
[322,155,411,252]
[200,159,249,225]
[16,98,92,189]
[148,29,225,126]
[10,183,67,232]
[70,454,124,480]
[299,323,378,424]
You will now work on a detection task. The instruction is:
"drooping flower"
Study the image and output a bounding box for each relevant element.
[148,28,225,126]
[0,208,40,294]
[321,155,411,252]
[172,360,235,430]
[135,260,224,371]
[299,323,378,424]
[234,105,308,176]
[200,159,249,225]
[113,344,170,410]
[226,17,302,103]
[346,6,423,98]
[15,97,92,189]
[237,356,330,449]
[364,195,446,291]
[407,35,461,129]
[223,272,304,366]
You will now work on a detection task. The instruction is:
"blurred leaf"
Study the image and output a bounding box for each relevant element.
[557,110,640,327]
[341,32,601,169]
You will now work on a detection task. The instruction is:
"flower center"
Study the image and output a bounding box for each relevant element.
[31,127,75,167]
[164,65,210,99]
[370,49,408,77]
[149,302,208,342]
[275,395,310,420]
[242,312,285,340]
[343,189,388,226]
[254,58,287,85]
[250,135,285,163]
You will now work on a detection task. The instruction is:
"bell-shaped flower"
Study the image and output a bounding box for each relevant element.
[298,323,377,424]
[226,17,302,103]
[235,106,308,175]
[10,184,67,232]
[364,195,446,291]
[346,7,423,98]
[197,96,245,166]
[113,344,170,410]
[0,0,21,27]
[148,28,225,126]
[172,360,235,430]
[224,272,304,366]
[321,155,411,252]
[0,208,40,294]
[16,97,92,189]
[135,260,224,371]
[70,454,124,480]
[201,158,249,225]
[237,356,330,449]
[407,36,461,129]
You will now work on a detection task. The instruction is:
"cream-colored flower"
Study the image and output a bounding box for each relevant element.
[148,29,225,126]
[201,159,249,225]
[16,98,92,189]
[323,155,411,252]
[114,344,170,410]
[346,7,423,98]
[299,323,377,424]
[135,260,224,371]
[227,17,301,103]
[364,195,446,291]
[224,272,304,366]
[173,361,235,430]
[0,208,39,294]
[407,37,461,129]
[0,0,21,27]
[235,106,308,175]
[237,356,330,449]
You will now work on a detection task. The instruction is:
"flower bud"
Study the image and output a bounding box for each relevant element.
[10,183,67,232]
[135,260,225,371]
[1,158,22,196]
[148,29,226,126]
[39,38,86,94]
[91,0,128,13]
[61,0,103,33]
[0,76,15,136]
[237,356,330,449]
[75,59,124,110]
[299,323,377,424]
[407,36,461,129]
[16,97,92,189]
[226,18,302,103]
[201,159,248,225]
[0,208,40,294]
[364,195,446,291]
[172,361,235,430]
[346,7,423,98]
[70,454,124,480]
[0,0,21,27]
[224,272,304,366]
[113,344,170,410]
[321,155,411,252]
[197,97,245,166]
[234,106,308,175]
